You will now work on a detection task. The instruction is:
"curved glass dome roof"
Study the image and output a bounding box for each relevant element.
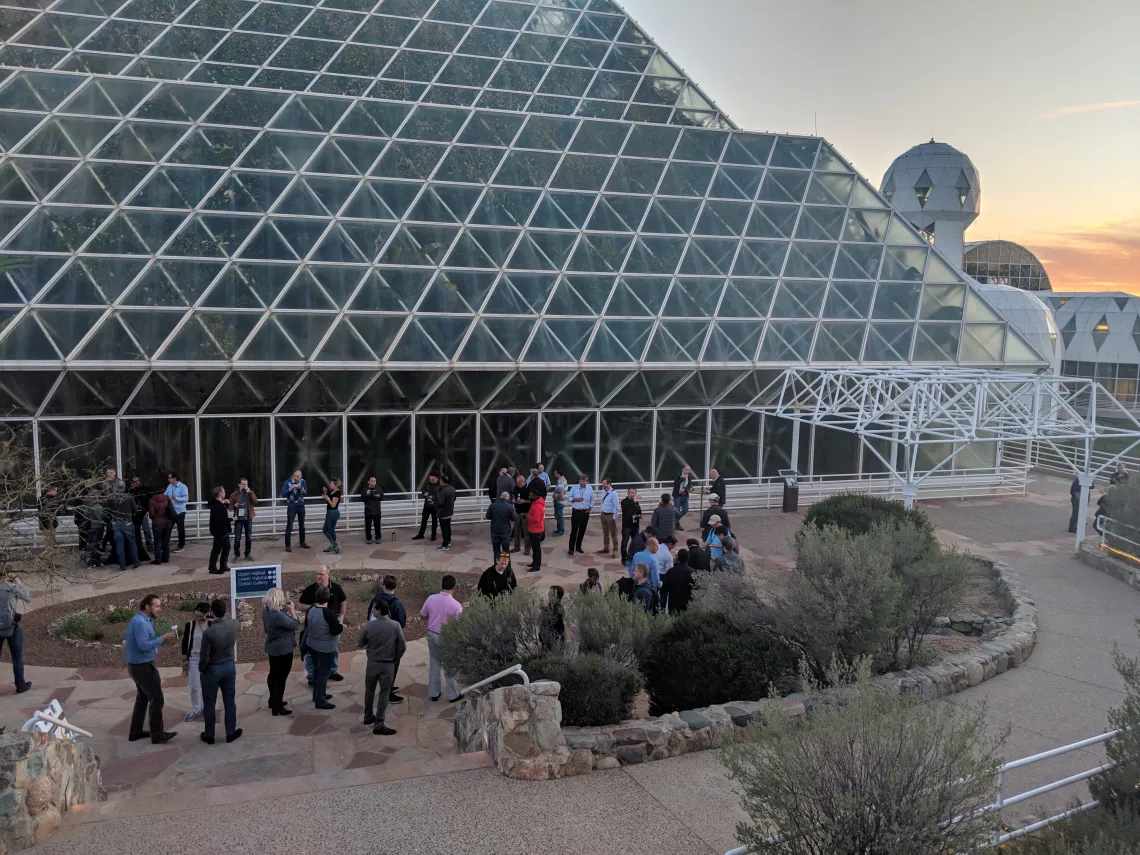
[964,240,1052,293]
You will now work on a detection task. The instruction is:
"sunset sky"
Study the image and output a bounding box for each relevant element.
[622,0,1140,294]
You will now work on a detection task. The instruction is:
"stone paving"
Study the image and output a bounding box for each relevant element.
[7,472,1138,853]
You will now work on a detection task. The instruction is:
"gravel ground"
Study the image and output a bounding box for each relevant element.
[19,568,478,669]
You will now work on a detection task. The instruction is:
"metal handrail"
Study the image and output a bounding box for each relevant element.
[724,729,1120,854]
[461,663,530,695]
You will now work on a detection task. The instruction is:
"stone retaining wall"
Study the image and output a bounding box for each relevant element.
[0,733,104,851]
[455,559,1037,779]
[1079,538,1140,590]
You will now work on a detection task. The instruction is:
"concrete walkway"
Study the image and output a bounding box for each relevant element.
[22,475,1140,853]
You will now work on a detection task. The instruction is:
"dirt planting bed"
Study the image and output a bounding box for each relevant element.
[19,568,478,669]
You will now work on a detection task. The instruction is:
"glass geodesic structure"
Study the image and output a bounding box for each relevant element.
[0,0,1050,503]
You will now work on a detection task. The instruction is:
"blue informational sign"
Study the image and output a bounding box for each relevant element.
[230,564,282,602]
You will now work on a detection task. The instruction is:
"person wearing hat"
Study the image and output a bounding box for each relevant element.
[700,494,731,540]
[478,553,518,598]
[181,602,211,723]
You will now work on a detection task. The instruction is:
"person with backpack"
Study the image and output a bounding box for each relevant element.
[367,576,407,706]
[0,574,32,694]
[631,563,657,614]
[147,490,174,565]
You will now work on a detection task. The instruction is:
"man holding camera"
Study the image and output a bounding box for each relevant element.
[412,472,440,542]
[281,470,309,553]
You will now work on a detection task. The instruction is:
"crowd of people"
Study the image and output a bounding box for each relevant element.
[122,565,440,746]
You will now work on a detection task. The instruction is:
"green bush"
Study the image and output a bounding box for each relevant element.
[523,653,643,727]
[566,589,670,668]
[777,523,904,683]
[417,570,445,598]
[106,607,134,623]
[644,611,797,716]
[437,589,547,684]
[722,665,1004,855]
[57,613,104,642]
[177,599,198,612]
[802,493,937,553]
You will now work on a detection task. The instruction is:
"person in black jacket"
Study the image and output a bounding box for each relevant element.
[413,473,440,541]
[435,473,456,552]
[128,476,153,561]
[619,488,642,563]
[367,576,407,705]
[361,477,384,544]
[708,469,726,509]
[512,475,531,556]
[700,495,731,540]
[207,486,231,575]
[661,549,696,613]
[685,538,711,572]
[477,553,518,598]
[486,492,518,561]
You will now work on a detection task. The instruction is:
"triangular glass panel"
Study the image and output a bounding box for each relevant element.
[459,319,533,362]
[1115,296,1131,312]
[42,371,142,416]
[914,168,933,208]
[205,370,303,413]
[885,214,928,247]
[280,371,375,412]
[40,258,147,305]
[719,279,777,318]
[645,320,711,362]
[0,371,56,416]
[811,322,865,363]
[422,371,511,408]
[617,370,692,407]
[864,323,913,362]
[703,321,763,362]
[242,313,336,360]
[525,319,596,362]
[661,370,741,406]
[758,321,816,361]
[350,370,439,410]
[664,278,724,318]
[1061,316,1077,349]
[963,292,1003,323]
[913,323,961,362]
[848,179,888,210]
[959,323,1004,363]
[587,320,653,363]
[389,316,472,361]
[419,270,496,313]
[954,169,972,206]
[276,270,339,311]
[34,308,104,359]
[314,315,403,363]
[124,260,224,307]
[127,370,226,415]
[1092,315,1110,351]
[1004,330,1043,364]
[484,371,570,408]
[79,309,183,359]
[0,312,61,360]
[159,311,260,360]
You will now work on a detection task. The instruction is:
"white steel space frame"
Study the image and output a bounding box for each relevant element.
[749,367,1140,551]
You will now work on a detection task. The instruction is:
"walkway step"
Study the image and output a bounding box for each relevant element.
[65,751,492,828]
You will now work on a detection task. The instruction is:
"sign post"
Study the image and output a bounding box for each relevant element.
[229,564,282,659]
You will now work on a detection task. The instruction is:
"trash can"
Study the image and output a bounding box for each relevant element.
[779,469,800,513]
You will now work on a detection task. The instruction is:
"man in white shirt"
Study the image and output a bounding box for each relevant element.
[566,475,594,556]
[597,478,619,559]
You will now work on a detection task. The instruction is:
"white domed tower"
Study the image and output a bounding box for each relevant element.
[880,140,981,267]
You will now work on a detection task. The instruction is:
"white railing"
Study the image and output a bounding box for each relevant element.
[1006,440,1140,485]
[462,664,530,695]
[1099,517,1140,563]
[1,465,1032,550]
[724,730,1119,855]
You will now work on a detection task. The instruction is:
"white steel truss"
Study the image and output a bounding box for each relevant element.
[749,366,1140,549]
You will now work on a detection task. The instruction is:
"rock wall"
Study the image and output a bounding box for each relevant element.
[1079,538,1140,591]
[0,733,104,851]
[456,559,1038,779]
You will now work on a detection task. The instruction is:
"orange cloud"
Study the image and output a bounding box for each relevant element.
[1034,100,1140,120]
[1021,220,1140,294]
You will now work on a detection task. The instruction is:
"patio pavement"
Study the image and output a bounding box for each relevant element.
[6,472,1140,854]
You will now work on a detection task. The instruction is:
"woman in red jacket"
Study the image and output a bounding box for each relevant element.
[525,488,547,573]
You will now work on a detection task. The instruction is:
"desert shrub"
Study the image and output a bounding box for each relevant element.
[106,607,134,623]
[1103,482,1140,555]
[566,588,670,668]
[1005,805,1140,853]
[776,524,903,683]
[417,569,445,598]
[177,599,198,612]
[152,618,173,636]
[357,586,375,603]
[523,653,643,727]
[802,493,937,554]
[722,664,1004,855]
[884,545,970,670]
[1091,620,1140,814]
[644,611,797,716]
[57,613,104,642]
[436,589,547,684]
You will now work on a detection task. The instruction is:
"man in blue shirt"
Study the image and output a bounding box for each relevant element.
[281,469,309,553]
[164,472,189,552]
[567,475,594,556]
[630,539,665,588]
[534,463,551,488]
[125,594,178,744]
[597,478,620,559]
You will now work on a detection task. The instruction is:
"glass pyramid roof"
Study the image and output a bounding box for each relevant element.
[0,0,1049,382]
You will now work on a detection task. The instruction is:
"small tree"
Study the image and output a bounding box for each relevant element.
[885,547,970,670]
[722,664,1005,855]
[565,588,670,668]
[776,524,903,683]
[0,424,110,591]
[436,589,547,684]
[1091,619,1140,812]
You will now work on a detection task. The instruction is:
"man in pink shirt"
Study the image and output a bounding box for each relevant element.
[420,574,464,702]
